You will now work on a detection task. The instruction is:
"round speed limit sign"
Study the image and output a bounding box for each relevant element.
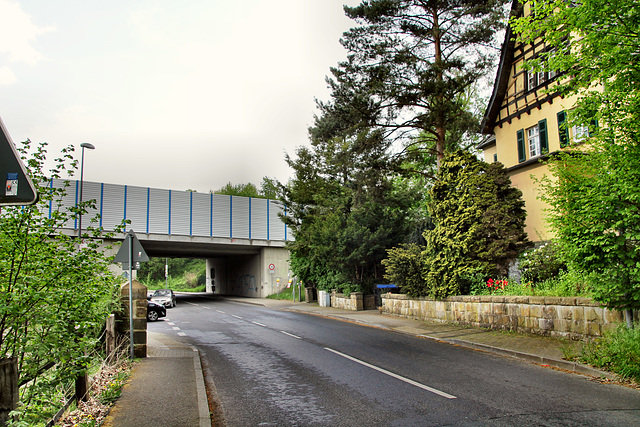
[269,263,275,273]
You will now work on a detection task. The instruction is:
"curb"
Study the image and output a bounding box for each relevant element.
[189,345,212,427]
[420,336,617,380]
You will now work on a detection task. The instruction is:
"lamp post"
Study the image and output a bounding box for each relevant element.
[77,142,95,239]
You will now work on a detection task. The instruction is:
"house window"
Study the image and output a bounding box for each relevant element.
[525,69,556,91]
[573,124,589,142]
[517,119,548,163]
[493,153,498,163]
[527,125,540,158]
[527,70,538,91]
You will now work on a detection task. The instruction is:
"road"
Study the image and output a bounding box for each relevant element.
[149,294,640,426]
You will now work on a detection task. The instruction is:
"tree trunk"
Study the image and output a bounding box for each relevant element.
[625,309,634,329]
[0,358,18,426]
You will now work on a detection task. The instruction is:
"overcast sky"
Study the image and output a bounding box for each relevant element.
[0,0,361,193]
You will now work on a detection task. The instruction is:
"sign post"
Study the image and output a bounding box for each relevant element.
[114,230,149,359]
[0,116,37,206]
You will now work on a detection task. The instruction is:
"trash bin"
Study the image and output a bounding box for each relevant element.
[374,284,399,307]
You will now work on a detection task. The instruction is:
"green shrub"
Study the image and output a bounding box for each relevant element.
[578,325,640,382]
[519,241,567,283]
[382,244,426,297]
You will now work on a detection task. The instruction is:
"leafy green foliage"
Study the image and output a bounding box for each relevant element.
[138,257,205,289]
[213,177,278,199]
[577,325,640,382]
[422,150,530,297]
[512,1,640,315]
[381,244,425,298]
[384,150,529,298]
[519,241,567,284]
[0,140,121,423]
[281,130,421,292]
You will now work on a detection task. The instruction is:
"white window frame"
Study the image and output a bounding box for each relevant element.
[527,125,540,158]
[572,124,589,142]
[527,70,538,91]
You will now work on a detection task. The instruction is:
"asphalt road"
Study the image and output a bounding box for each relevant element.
[149,294,640,426]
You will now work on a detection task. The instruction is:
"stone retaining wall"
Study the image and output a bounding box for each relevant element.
[330,291,378,311]
[381,294,636,339]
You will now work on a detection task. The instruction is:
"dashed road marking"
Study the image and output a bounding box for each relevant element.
[324,347,457,399]
[280,331,302,340]
[252,321,267,327]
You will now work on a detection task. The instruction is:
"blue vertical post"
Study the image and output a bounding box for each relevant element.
[123,185,128,225]
[168,190,172,235]
[146,188,150,233]
[74,180,79,230]
[99,183,104,228]
[229,195,233,238]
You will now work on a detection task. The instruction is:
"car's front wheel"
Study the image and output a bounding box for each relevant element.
[147,310,159,322]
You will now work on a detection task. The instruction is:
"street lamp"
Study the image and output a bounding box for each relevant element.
[78,142,95,239]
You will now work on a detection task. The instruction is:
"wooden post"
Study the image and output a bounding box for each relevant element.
[0,357,18,426]
[105,314,116,362]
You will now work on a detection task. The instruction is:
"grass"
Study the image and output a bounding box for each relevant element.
[267,285,305,301]
[471,270,593,298]
[572,325,640,382]
[143,277,206,293]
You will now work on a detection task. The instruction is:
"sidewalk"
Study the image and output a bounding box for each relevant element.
[101,331,210,427]
[104,296,614,426]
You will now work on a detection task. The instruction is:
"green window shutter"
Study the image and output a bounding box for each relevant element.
[589,118,599,136]
[538,118,548,154]
[517,129,526,163]
[557,111,569,147]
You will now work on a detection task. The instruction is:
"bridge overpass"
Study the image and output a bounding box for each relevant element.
[47,178,292,298]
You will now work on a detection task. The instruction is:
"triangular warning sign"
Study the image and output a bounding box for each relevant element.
[114,230,150,266]
[0,116,38,206]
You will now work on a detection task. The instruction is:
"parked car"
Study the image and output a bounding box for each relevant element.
[150,289,177,308]
[147,301,166,322]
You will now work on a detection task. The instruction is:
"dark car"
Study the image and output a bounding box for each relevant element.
[147,301,166,322]
[150,289,177,308]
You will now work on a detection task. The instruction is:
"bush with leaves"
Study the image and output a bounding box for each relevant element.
[519,241,567,284]
[0,140,122,423]
[382,244,425,298]
[384,150,529,298]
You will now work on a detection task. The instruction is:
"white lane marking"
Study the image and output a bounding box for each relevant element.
[177,332,187,336]
[216,310,225,314]
[184,302,199,306]
[172,327,180,330]
[324,347,457,399]
[280,331,302,340]
[168,322,175,326]
[232,315,243,319]
[252,321,267,327]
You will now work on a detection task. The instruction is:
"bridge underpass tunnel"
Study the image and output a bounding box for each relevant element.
[207,246,290,298]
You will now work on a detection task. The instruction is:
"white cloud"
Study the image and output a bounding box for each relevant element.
[0,0,54,87]
[0,66,17,85]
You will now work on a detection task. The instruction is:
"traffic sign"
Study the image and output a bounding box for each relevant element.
[114,230,149,269]
[0,116,38,206]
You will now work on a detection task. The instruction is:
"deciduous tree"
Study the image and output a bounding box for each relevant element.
[512,0,640,326]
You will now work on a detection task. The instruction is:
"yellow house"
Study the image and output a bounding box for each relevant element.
[480,2,589,242]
